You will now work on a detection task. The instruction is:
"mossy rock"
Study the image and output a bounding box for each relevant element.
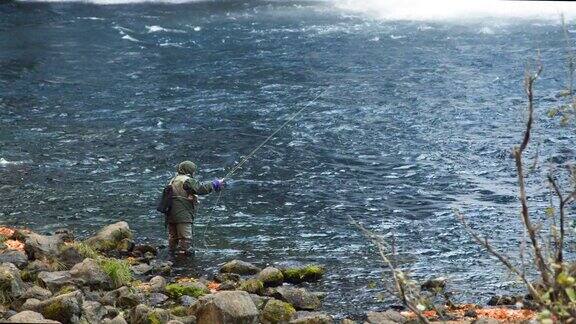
[257,267,284,287]
[281,265,324,284]
[261,299,296,324]
[170,305,192,317]
[165,283,208,299]
[239,279,264,295]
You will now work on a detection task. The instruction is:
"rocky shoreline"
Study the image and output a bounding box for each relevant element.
[0,222,536,323]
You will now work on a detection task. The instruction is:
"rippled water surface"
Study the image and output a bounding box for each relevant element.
[1,0,576,317]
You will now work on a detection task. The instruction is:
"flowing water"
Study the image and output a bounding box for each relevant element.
[1,0,576,318]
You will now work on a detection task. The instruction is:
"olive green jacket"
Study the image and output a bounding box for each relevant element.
[166,175,214,224]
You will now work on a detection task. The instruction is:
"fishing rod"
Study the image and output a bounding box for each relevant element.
[200,85,333,246]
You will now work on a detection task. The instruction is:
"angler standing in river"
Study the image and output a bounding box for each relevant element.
[161,161,225,255]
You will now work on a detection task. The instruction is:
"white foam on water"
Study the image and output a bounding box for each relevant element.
[335,0,576,22]
[121,34,139,42]
[146,25,186,33]
[0,158,23,166]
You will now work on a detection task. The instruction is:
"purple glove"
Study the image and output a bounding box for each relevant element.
[212,179,225,191]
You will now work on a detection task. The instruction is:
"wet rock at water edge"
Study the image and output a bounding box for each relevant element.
[213,272,241,283]
[271,287,322,311]
[85,221,133,252]
[195,291,259,324]
[289,311,333,324]
[220,260,261,275]
[0,250,28,268]
[281,265,324,284]
[257,267,284,287]
[6,310,60,323]
[260,298,296,324]
[366,310,407,323]
[420,277,447,292]
[487,295,522,306]
[24,232,65,260]
[238,278,265,295]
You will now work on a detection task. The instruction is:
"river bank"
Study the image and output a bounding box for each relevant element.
[0,222,537,323]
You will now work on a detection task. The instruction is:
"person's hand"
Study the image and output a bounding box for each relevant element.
[212,179,225,191]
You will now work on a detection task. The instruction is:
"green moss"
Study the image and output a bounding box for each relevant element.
[20,269,34,282]
[99,258,132,288]
[43,300,66,323]
[56,285,77,296]
[147,312,161,324]
[165,283,207,299]
[66,242,101,259]
[239,279,264,295]
[170,306,188,317]
[282,265,324,284]
[262,299,296,323]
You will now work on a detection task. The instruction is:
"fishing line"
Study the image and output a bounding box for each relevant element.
[199,86,333,247]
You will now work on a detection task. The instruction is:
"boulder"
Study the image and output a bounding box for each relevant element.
[0,262,26,301]
[69,258,112,289]
[487,295,522,306]
[131,263,153,276]
[238,279,264,295]
[249,294,271,310]
[0,250,28,268]
[281,265,324,284]
[85,222,133,252]
[101,286,144,308]
[258,267,284,287]
[180,295,198,307]
[213,273,241,283]
[195,291,259,324]
[57,245,85,269]
[37,271,73,292]
[21,298,42,311]
[22,286,53,301]
[24,232,64,260]
[34,290,83,324]
[81,300,108,323]
[219,260,261,275]
[149,259,173,275]
[289,311,332,324]
[129,304,171,324]
[421,277,447,292]
[149,276,167,293]
[7,310,60,323]
[148,293,169,306]
[103,314,129,324]
[272,287,321,311]
[366,310,407,324]
[261,299,296,324]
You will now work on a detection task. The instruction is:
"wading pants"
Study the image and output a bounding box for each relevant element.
[167,222,193,254]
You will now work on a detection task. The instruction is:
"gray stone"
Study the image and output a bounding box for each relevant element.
[149,259,173,275]
[257,267,284,287]
[238,278,264,295]
[149,293,169,306]
[0,262,25,300]
[272,287,322,311]
[0,250,28,268]
[149,275,167,293]
[289,311,333,324]
[22,286,53,301]
[85,221,133,252]
[195,291,259,324]
[421,277,447,292]
[180,295,198,307]
[69,258,112,289]
[37,270,73,292]
[102,314,129,324]
[213,273,241,283]
[219,260,261,275]
[7,310,60,323]
[24,232,64,260]
[131,263,152,276]
[101,286,144,308]
[129,305,170,324]
[57,245,85,269]
[366,310,407,324]
[21,298,41,311]
[82,300,108,323]
[34,290,83,324]
[249,294,271,310]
